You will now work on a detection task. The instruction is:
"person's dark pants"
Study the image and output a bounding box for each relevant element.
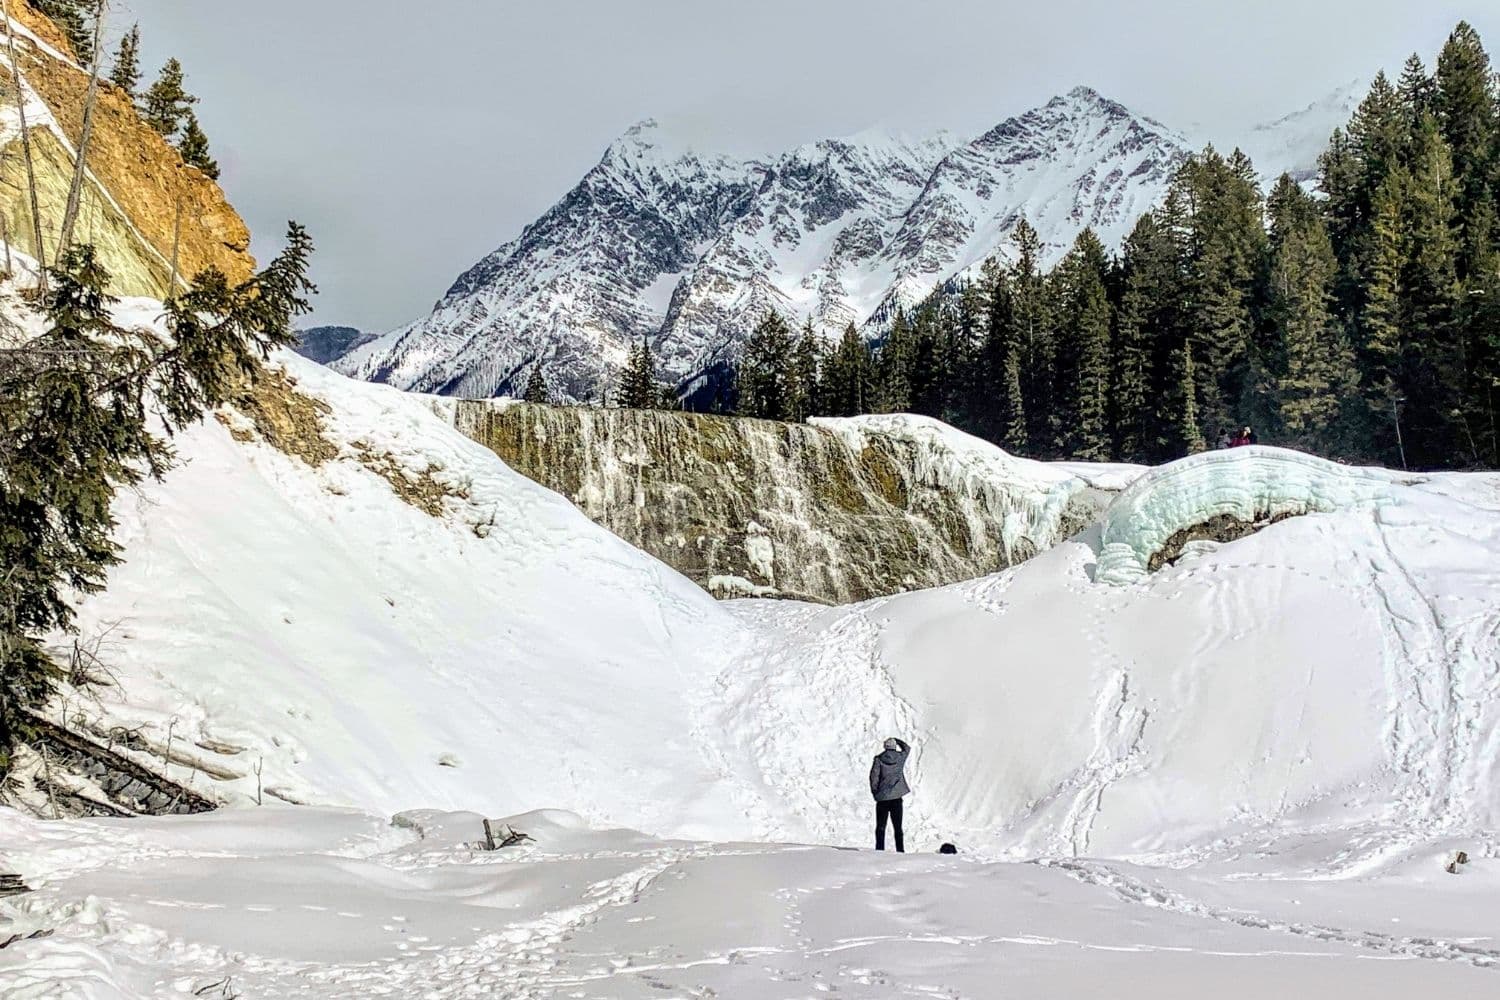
[875,797,904,852]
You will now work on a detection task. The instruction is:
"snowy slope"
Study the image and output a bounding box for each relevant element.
[38,351,753,837]
[338,83,1366,405]
[5,805,1500,999]
[23,343,1500,863]
[7,349,1500,995]
[1234,78,1367,185]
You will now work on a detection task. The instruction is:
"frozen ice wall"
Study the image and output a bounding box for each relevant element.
[1095,446,1399,585]
[451,404,1128,604]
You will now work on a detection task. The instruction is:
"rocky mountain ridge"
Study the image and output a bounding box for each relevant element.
[338,84,1344,405]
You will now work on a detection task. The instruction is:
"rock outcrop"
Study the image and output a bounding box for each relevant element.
[0,3,253,296]
[450,402,1126,604]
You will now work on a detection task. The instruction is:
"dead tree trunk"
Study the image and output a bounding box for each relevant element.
[166,183,183,298]
[2,0,48,291]
[58,0,107,253]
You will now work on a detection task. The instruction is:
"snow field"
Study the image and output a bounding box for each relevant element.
[6,343,1500,995]
[4,807,1500,999]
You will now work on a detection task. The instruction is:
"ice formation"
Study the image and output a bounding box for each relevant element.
[1094,445,1400,585]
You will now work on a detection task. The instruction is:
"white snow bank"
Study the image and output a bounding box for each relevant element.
[31,329,1500,870]
[1095,446,1400,585]
[50,347,753,837]
[714,461,1500,859]
[4,804,1499,999]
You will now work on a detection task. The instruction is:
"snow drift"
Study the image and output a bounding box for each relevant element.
[18,345,1500,866]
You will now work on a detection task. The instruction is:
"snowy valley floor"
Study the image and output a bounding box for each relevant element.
[3,807,1498,999]
[5,350,1500,996]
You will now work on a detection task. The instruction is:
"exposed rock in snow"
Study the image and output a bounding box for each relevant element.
[293,325,375,365]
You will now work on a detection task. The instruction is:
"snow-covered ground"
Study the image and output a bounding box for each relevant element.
[5,344,1500,996]
[4,807,1497,998]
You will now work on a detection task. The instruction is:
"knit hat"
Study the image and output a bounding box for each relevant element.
[883,738,900,751]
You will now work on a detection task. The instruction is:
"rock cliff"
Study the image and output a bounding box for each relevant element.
[0,3,253,296]
[449,402,1130,604]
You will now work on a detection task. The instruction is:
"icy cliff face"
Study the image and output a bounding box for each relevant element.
[1095,446,1400,585]
[448,404,1124,604]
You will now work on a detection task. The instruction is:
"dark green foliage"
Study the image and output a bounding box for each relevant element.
[32,0,93,66]
[1,225,315,764]
[824,323,872,417]
[140,58,198,138]
[737,313,795,420]
[1051,228,1112,459]
[1265,176,1356,448]
[177,110,219,180]
[616,335,657,409]
[522,367,549,404]
[109,23,141,95]
[687,20,1496,470]
[786,320,824,422]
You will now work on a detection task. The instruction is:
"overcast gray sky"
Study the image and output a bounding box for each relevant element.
[116,1,1496,332]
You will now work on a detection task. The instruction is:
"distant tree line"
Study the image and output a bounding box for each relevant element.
[611,21,1500,472]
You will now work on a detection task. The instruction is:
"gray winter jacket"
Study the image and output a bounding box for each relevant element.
[869,739,911,801]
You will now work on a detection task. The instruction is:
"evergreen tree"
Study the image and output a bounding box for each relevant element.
[616,335,657,409]
[948,278,987,427]
[109,23,141,95]
[1052,228,1112,459]
[177,110,219,180]
[1401,113,1465,464]
[522,366,549,404]
[979,262,1027,451]
[1356,168,1408,459]
[1267,177,1355,448]
[908,309,946,418]
[1397,54,1437,125]
[875,310,916,413]
[1434,20,1496,271]
[1010,220,1055,452]
[786,319,823,421]
[739,312,795,420]
[1112,212,1178,461]
[1174,148,1266,437]
[33,1,93,65]
[140,58,199,138]
[1164,340,1206,457]
[825,323,871,417]
[1,227,314,764]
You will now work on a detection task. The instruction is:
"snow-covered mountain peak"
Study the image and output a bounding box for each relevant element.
[338,85,1351,404]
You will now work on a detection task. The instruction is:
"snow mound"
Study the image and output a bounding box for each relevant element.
[1095,446,1399,585]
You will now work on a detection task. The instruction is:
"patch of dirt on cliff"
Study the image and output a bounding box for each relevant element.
[349,444,464,518]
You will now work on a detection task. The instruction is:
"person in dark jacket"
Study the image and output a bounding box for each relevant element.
[869,737,911,852]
